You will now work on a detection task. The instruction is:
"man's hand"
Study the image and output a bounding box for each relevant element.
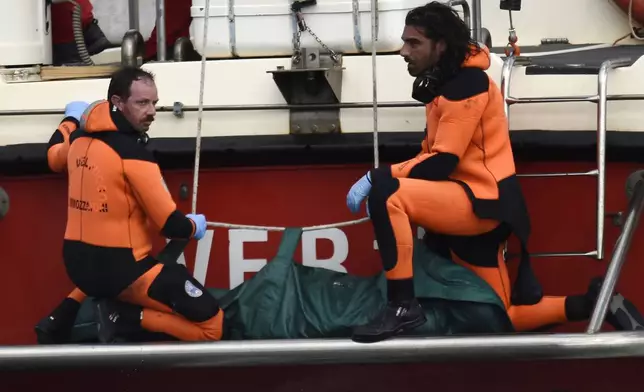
[64,101,90,123]
[187,213,207,240]
[346,172,372,214]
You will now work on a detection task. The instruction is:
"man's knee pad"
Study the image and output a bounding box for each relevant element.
[147,263,221,323]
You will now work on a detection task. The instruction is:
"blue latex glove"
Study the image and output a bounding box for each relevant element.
[346,172,372,214]
[187,213,207,240]
[64,101,90,122]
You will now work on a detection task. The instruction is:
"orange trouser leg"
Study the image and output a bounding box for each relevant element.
[67,287,87,303]
[451,246,568,332]
[117,264,223,341]
[371,178,498,281]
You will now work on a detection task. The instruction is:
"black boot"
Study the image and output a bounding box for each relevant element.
[34,298,81,344]
[352,298,426,343]
[94,299,143,344]
[587,277,644,331]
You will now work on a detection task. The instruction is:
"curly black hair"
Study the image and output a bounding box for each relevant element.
[405,1,480,78]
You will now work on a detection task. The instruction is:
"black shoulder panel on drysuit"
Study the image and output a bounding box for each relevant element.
[407,67,490,181]
[441,67,490,101]
[87,131,157,163]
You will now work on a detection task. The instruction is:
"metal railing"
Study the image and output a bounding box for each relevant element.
[501,56,638,260]
[587,170,644,333]
[128,0,139,32]
[471,0,482,43]
[1,331,644,370]
[128,0,165,61]
[447,0,471,32]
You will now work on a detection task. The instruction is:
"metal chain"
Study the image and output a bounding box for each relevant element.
[292,29,302,63]
[292,12,340,64]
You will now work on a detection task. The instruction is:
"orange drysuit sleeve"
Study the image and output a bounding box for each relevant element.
[389,91,488,180]
[123,159,196,239]
[47,118,79,173]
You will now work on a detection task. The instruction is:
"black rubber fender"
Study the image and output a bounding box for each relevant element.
[0,186,8,220]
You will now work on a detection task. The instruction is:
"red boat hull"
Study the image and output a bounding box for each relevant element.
[2,159,644,390]
[2,160,643,343]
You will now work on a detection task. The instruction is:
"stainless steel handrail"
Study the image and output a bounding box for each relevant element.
[155,0,166,61]
[447,0,471,32]
[501,56,635,260]
[1,331,644,370]
[128,0,140,32]
[587,170,644,333]
[4,92,644,116]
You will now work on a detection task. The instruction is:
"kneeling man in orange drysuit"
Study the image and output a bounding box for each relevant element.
[61,67,224,343]
[346,2,643,343]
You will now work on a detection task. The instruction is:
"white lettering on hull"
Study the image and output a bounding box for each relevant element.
[169,226,427,289]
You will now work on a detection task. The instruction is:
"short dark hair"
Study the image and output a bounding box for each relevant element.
[405,2,480,75]
[107,67,155,101]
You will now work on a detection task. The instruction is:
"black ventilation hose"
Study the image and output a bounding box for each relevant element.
[68,0,94,65]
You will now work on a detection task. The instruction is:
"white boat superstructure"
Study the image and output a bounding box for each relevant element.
[0,0,643,148]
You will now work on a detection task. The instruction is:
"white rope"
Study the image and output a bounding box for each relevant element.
[206,217,370,232]
[191,0,212,214]
[371,0,380,168]
[189,0,383,232]
[629,0,644,41]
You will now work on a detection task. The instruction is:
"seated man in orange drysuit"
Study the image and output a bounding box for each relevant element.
[34,101,91,344]
[346,2,644,343]
[61,67,224,343]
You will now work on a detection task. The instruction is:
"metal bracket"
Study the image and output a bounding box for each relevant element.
[173,102,184,118]
[267,48,343,134]
[607,211,625,227]
[500,0,521,11]
[0,187,9,220]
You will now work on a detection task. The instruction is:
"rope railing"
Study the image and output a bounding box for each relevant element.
[191,0,212,215]
[206,217,370,232]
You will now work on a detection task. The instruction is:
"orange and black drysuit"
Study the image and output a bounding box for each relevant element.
[62,100,223,341]
[367,46,592,331]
